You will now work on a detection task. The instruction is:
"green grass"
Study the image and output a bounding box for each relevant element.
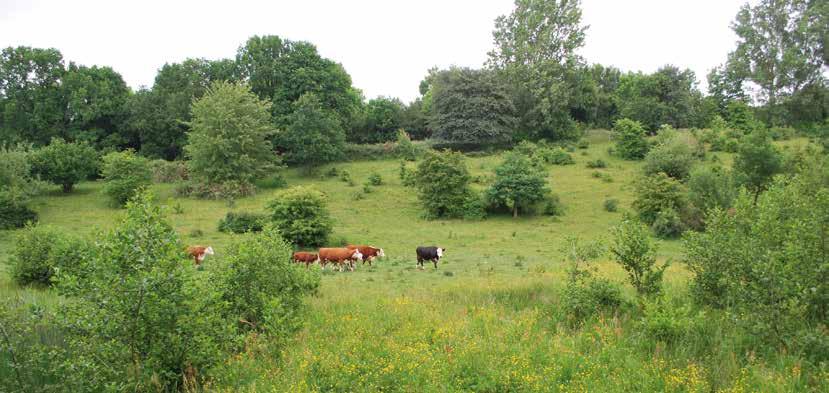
[1,133,823,392]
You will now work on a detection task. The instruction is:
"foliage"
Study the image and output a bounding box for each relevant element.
[615,66,708,131]
[0,144,41,197]
[542,193,565,217]
[54,191,236,389]
[612,118,649,160]
[610,218,667,298]
[430,67,517,147]
[394,129,421,161]
[732,130,783,201]
[413,150,476,219]
[30,138,98,192]
[0,189,37,229]
[538,146,574,165]
[61,64,131,149]
[683,171,829,355]
[603,198,619,212]
[632,173,688,227]
[651,208,685,239]
[278,92,346,168]
[560,236,622,322]
[642,134,698,180]
[353,96,404,143]
[218,211,266,234]
[687,166,737,215]
[367,172,383,186]
[266,186,333,246]
[100,150,152,207]
[725,101,761,134]
[210,226,320,335]
[149,159,189,183]
[10,224,85,286]
[185,81,277,191]
[485,152,550,217]
[585,159,607,168]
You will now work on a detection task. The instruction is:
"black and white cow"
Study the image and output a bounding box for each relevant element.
[415,246,445,269]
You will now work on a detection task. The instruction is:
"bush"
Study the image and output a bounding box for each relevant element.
[485,151,550,218]
[339,170,352,183]
[255,173,287,189]
[543,194,565,216]
[724,138,739,153]
[414,150,476,219]
[632,173,687,226]
[639,300,700,344]
[651,208,685,239]
[30,138,98,192]
[560,236,622,323]
[395,129,422,160]
[0,144,42,198]
[642,136,697,180]
[0,189,37,230]
[603,198,619,212]
[687,166,736,215]
[768,126,796,141]
[100,150,152,207]
[586,159,607,168]
[149,159,189,183]
[175,180,256,200]
[610,218,667,298]
[266,186,333,247]
[368,172,383,186]
[210,226,320,336]
[461,192,487,220]
[10,224,85,286]
[538,147,575,165]
[732,130,783,201]
[613,118,650,160]
[218,211,266,234]
[577,140,589,149]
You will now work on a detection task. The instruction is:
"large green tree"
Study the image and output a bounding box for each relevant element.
[277,93,345,168]
[0,46,66,145]
[185,81,277,190]
[725,0,827,122]
[615,66,707,131]
[62,63,130,149]
[430,67,517,147]
[352,96,404,143]
[486,151,550,217]
[236,35,361,129]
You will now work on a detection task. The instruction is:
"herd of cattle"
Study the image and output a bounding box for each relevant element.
[186,244,446,271]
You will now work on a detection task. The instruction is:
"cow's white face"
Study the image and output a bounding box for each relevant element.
[205,246,215,256]
[352,250,363,260]
[436,248,444,258]
[377,248,385,257]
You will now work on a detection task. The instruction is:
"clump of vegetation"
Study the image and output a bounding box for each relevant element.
[560,236,623,323]
[632,173,690,236]
[538,147,574,165]
[613,118,649,160]
[0,190,38,229]
[218,211,266,233]
[687,166,736,217]
[266,186,333,246]
[414,150,478,219]
[585,159,607,168]
[610,218,666,298]
[100,149,152,207]
[732,130,782,202]
[339,170,352,183]
[255,173,287,189]
[642,135,698,180]
[278,92,345,168]
[394,129,421,161]
[185,81,278,198]
[10,224,86,286]
[603,198,619,212]
[149,159,189,183]
[30,138,98,192]
[542,193,565,216]
[0,145,42,229]
[486,151,550,217]
[367,172,383,186]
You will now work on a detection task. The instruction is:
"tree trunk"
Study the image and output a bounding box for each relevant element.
[513,206,518,218]
[62,183,73,193]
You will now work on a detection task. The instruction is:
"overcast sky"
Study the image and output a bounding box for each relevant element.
[1,0,747,103]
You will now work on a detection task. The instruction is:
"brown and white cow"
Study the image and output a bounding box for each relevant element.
[186,245,214,266]
[318,247,363,271]
[292,251,320,268]
[346,245,385,266]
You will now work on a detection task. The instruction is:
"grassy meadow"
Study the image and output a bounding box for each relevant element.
[1,131,825,392]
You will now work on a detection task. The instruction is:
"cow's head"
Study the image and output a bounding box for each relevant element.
[372,246,385,258]
[437,248,445,258]
[351,249,363,260]
[205,246,215,256]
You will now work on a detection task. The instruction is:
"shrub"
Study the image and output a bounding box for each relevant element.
[339,170,352,183]
[586,159,607,168]
[613,118,650,160]
[30,138,98,192]
[218,211,266,234]
[577,140,589,149]
[186,81,278,191]
[651,208,685,239]
[543,194,565,216]
[100,150,152,207]
[639,300,697,344]
[632,173,687,226]
[210,226,320,336]
[266,186,333,247]
[395,129,421,161]
[149,159,189,183]
[560,236,621,323]
[414,150,475,219]
[768,126,796,141]
[724,138,739,153]
[10,224,85,286]
[485,152,550,217]
[642,136,697,180]
[610,218,667,298]
[687,166,736,215]
[0,189,37,230]
[255,173,287,189]
[603,198,619,212]
[0,144,42,197]
[175,180,256,200]
[538,147,575,165]
[732,130,783,202]
[461,192,487,220]
[368,172,383,186]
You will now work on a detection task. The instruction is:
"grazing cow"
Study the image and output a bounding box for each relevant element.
[292,252,320,267]
[416,246,445,269]
[186,245,214,266]
[318,247,363,271]
[346,245,385,266]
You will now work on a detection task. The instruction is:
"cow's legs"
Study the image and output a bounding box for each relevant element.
[433,260,438,269]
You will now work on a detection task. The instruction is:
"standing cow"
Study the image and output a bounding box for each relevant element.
[346,245,385,266]
[292,251,319,268]
[318,247,363,271]
[186,245,214,266]
[415,246,445,269]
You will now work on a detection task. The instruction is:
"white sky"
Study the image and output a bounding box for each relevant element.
[0,0,747,103]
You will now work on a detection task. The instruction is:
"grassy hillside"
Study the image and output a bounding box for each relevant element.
[1,132,823,392]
